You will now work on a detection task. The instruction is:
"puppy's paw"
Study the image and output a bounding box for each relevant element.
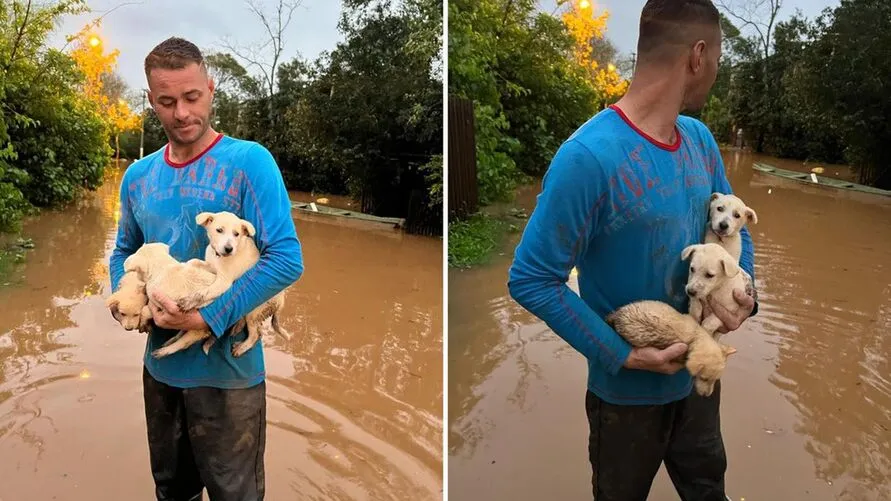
[202,338,216,355]
[231,341,254,358]
[151,346,178,358]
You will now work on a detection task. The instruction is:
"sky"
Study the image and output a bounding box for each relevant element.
[49,0,345,94]
[46,0,842,97]
[538,0,840,60]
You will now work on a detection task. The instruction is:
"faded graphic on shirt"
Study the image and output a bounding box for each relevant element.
[128,153,245,262]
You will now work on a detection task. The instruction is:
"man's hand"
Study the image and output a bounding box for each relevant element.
[150,291,209,332]
[623,343,688,374]
[707,288,755,334]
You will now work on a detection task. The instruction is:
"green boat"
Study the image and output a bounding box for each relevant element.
[752,162,891,197]
[290,201,406,228]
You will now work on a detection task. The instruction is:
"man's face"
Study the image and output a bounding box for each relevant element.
[147,62,215,146]
[683,28,722,112]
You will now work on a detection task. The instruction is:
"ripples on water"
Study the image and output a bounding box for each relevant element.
[0,163,443,500]
[450,150,891,500]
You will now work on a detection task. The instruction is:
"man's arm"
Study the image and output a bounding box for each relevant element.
[108,173,144,292]
[507,139,633,375]
[198,144,304,338]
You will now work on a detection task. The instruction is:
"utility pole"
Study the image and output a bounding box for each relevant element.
[139,89,146,159]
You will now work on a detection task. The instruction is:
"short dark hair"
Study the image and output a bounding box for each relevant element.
[637,0,721,62]
[144,37,205,78]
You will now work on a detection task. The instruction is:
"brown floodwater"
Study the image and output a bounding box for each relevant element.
[448,149,891,501]
[0,163,443,500]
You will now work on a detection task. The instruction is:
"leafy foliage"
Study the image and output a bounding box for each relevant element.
[448,0,628,204]
[0,0,112,233]
[708,0,890,188]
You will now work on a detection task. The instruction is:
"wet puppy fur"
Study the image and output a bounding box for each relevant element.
[606,300,737,397]
[152,211,290,358]
[682,242,749,338]
[122,242,232,358]
[106,270,152,332]
[704,192,757,263]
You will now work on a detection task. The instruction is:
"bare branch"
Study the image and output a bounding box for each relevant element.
[716,0,783,59]
[220,0,302,99]
[4,0,34,73]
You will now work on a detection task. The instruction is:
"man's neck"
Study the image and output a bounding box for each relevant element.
[167,127,220,164]
[612,69,685,145]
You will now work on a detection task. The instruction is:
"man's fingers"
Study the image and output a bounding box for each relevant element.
[733,288,754,306]
[661,342,688,362]
[151,291,179,313]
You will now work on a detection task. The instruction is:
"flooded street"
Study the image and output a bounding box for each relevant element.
[448,150,891,501]
[0,164,443,500]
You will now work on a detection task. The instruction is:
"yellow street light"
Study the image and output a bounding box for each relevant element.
[89,35,100,47]
[608,63,616,72]
[579,0,591,9]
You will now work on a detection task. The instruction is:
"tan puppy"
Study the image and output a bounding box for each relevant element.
[682,243,749,337]
[704,192,757,263]
[123,242,232,358]
[106,270,152,332]
[606,300,737,397]
[195,211,290,357]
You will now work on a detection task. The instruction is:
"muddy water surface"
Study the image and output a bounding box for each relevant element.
[448,150,891,501]
[0,164,443,500]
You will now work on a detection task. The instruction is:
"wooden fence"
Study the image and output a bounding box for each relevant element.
[448,95,479,221]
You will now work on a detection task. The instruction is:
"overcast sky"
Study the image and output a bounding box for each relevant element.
[47,0,841,95]
[540,0,839,59]
[49,0,344,93]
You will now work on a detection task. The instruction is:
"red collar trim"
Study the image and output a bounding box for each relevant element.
[608,104,682,152]
[164,133,224,168]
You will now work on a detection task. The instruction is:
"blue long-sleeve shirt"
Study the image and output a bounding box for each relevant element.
[508,106,756,405]
[108,134,304,389]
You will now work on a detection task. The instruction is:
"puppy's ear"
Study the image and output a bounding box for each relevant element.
[721,256,740,277]
[106,297,122,321]
[745,207,758,224]
[105,295,119,308]
[681,244,699,261]
[721,344,738,357]
[196,212,214,227]
[123,254,148,277]
[710,192,721,202]
[241,219,256,237]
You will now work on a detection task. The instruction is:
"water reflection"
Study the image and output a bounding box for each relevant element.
[449,149,891,500]
[0,162,442,500]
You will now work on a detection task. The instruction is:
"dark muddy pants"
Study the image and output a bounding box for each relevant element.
[142,367,267,501]
[586,381,727,501]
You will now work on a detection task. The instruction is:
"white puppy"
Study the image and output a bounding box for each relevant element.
[195,211,290,357]
[704,192,757,263]
[682,243,749,337]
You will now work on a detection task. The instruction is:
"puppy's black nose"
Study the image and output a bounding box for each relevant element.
[719,221,729,230]
[224,245,233,254]
[686,288,697,297]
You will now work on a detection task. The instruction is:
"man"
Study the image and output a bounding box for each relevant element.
[507,1,757,500]
[108,37,303,501]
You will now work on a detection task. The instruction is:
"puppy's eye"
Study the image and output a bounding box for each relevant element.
[233,232,240,237]
[733,212,741,219]
[216,227,223,233]
[717,206,724,212]
[706,272,715,279]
